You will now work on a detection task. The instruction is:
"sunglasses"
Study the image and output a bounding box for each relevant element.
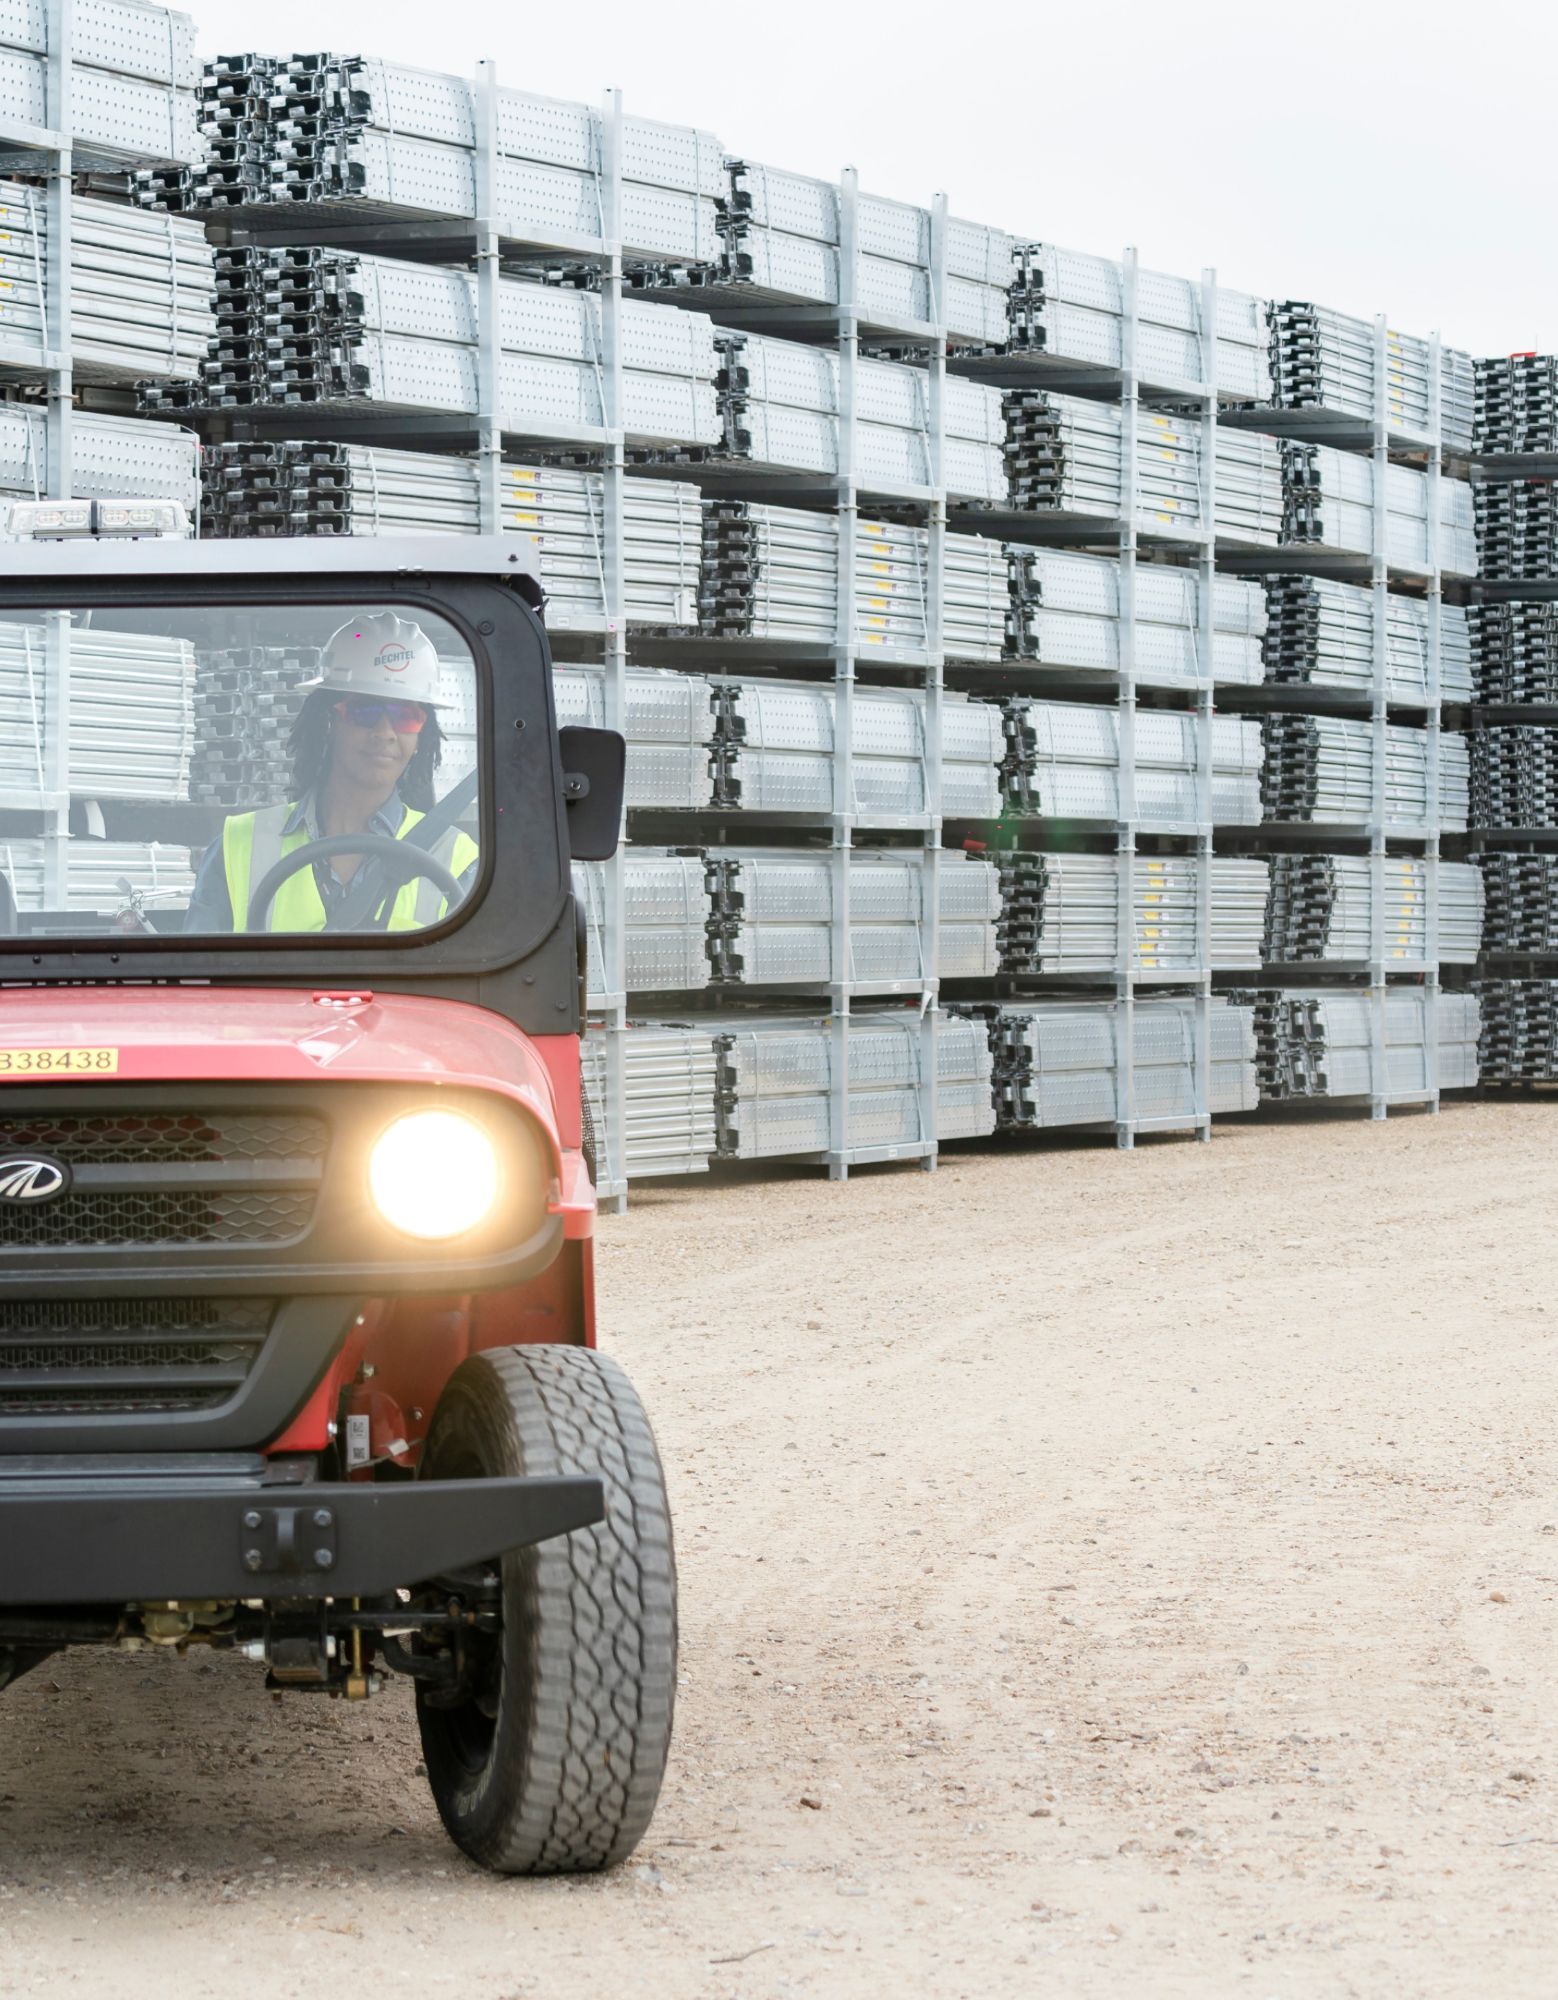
[333,697,428,734]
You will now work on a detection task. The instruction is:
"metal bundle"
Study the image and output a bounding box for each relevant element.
[714,1011,996,1158]
[576,851,712,1001]
[1259,715,1470,831]
[1476,855,1558,956]
[999,243,1272,398]
[988,852,1267,973]
[1247,990,1481,1099]
[0,621,195,802]
[0,405,198,508]
[178,52,724,263]
[1267,304,1474,449]
[552,665,717,810]
[1475,980,1558,1084]
[0,0,199,170]
[1467,728,1558,830]
[200,444,702,629]
[1000,392,1283,546]
[704,847,1002,986]
[998,700,1263,826]
[1468,603,1558,705]
[1474,482,1558,584]
[711,679,1005,819]
[1281,443,1478,576]
[959,996,1259,1131]
[680,329,1006,502]
[693,500,1007,660]
[1007,550,1266,687]
[1261,855,1483,964]
[1262,577,1473,703]
[0,837,194,914]
[141,247,721,448]
[575,846,1005,995]
[186,645,321,808]
[648,161,1013,348]
[580,1022,720,1178]
[1474,355,1558,454]
[0,181,214,383]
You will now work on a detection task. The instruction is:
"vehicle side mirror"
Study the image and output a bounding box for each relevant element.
[558,726,626,861]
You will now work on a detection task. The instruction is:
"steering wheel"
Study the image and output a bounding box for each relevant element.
[246,833,463,934]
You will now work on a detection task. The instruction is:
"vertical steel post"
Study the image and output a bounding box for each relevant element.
[1193,266,1218,1140]
[918,191,948,1173]
[827,167,860,1179]
[1368,314,1390,1118]
[597,86,630,1208]
[472,60,503,539]
[1114,247,1140,1148]
[41,0,73,909]
[43,0,72,501]
[1423,332,1443,1111]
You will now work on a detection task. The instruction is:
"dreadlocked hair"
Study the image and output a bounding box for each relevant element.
[288,688,445,811]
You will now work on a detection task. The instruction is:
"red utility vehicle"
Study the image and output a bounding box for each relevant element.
[0,537,674,1874]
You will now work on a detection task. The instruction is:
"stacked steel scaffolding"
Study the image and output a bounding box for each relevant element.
[0,0,204,908]
[17,8,1510,1185]
[612,167,956,1181]
[1218,318,1463,1116]
[939,247,1228,1145]
[1464,356,1558,1079]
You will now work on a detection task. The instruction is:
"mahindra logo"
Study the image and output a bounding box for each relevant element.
[0,1156,69,1202]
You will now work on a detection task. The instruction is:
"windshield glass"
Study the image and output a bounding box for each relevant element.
[0,601,479,942]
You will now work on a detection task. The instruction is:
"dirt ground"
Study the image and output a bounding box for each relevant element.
[2,1099,1556,1998]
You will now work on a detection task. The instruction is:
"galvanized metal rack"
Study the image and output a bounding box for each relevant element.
[632,166,955,1180]
[824,169,946,1177]
[1,0,72,903]
[1460,353,1558,1080]
[1217,312,1461,1119]
[941,246,1229,1147]
[32,6,1510,1182]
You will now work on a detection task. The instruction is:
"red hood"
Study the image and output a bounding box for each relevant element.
[0,986,561,1129]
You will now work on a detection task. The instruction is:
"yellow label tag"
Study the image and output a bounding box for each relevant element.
[0,1047,119,1076]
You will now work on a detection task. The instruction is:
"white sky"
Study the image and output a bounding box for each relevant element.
[188,0,1555,358]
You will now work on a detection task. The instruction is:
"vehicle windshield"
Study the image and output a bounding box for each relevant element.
[0,600,480,942]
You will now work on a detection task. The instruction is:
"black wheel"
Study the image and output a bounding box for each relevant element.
[416,1345,676,1874]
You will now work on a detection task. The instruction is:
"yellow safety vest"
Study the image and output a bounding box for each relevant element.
[222,801,479,933]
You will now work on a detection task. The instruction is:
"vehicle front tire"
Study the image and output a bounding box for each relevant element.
[416,1344,676,1874]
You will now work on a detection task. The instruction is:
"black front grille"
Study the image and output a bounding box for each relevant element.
[0,1113,326,1167]
[0,1188,313,1249]
[0,1297,274,1417]
[0,1110,326,1251]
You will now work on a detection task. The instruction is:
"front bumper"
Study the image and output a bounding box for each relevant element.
[0,1457,604,1604]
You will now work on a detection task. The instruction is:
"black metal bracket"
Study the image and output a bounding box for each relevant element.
[241,1502,339,1581]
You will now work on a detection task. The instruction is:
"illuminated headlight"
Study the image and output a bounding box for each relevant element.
[368,1110,501,1241]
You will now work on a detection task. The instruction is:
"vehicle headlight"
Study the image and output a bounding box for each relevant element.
[368,1110,501,1241]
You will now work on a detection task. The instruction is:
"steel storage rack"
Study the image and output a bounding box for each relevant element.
[564,167,968,1183]
[1217,317,1467,1115]
[939,249,1235,1147]
[66,9,1529,1184]
[1460,353,1558,1083]
[0,0,203,911]
[149,59,650,1205]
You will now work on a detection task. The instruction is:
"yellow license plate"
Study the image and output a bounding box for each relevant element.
[0,1047,119,1076]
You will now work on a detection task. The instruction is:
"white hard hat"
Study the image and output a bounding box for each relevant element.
[302,614,447,705]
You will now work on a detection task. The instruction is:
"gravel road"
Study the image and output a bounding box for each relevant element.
[3,1101,1556,1997]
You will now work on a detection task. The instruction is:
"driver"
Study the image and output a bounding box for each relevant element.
[185,614,478,933]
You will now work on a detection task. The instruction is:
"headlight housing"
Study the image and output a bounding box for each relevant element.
[368,1109,502,1241]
